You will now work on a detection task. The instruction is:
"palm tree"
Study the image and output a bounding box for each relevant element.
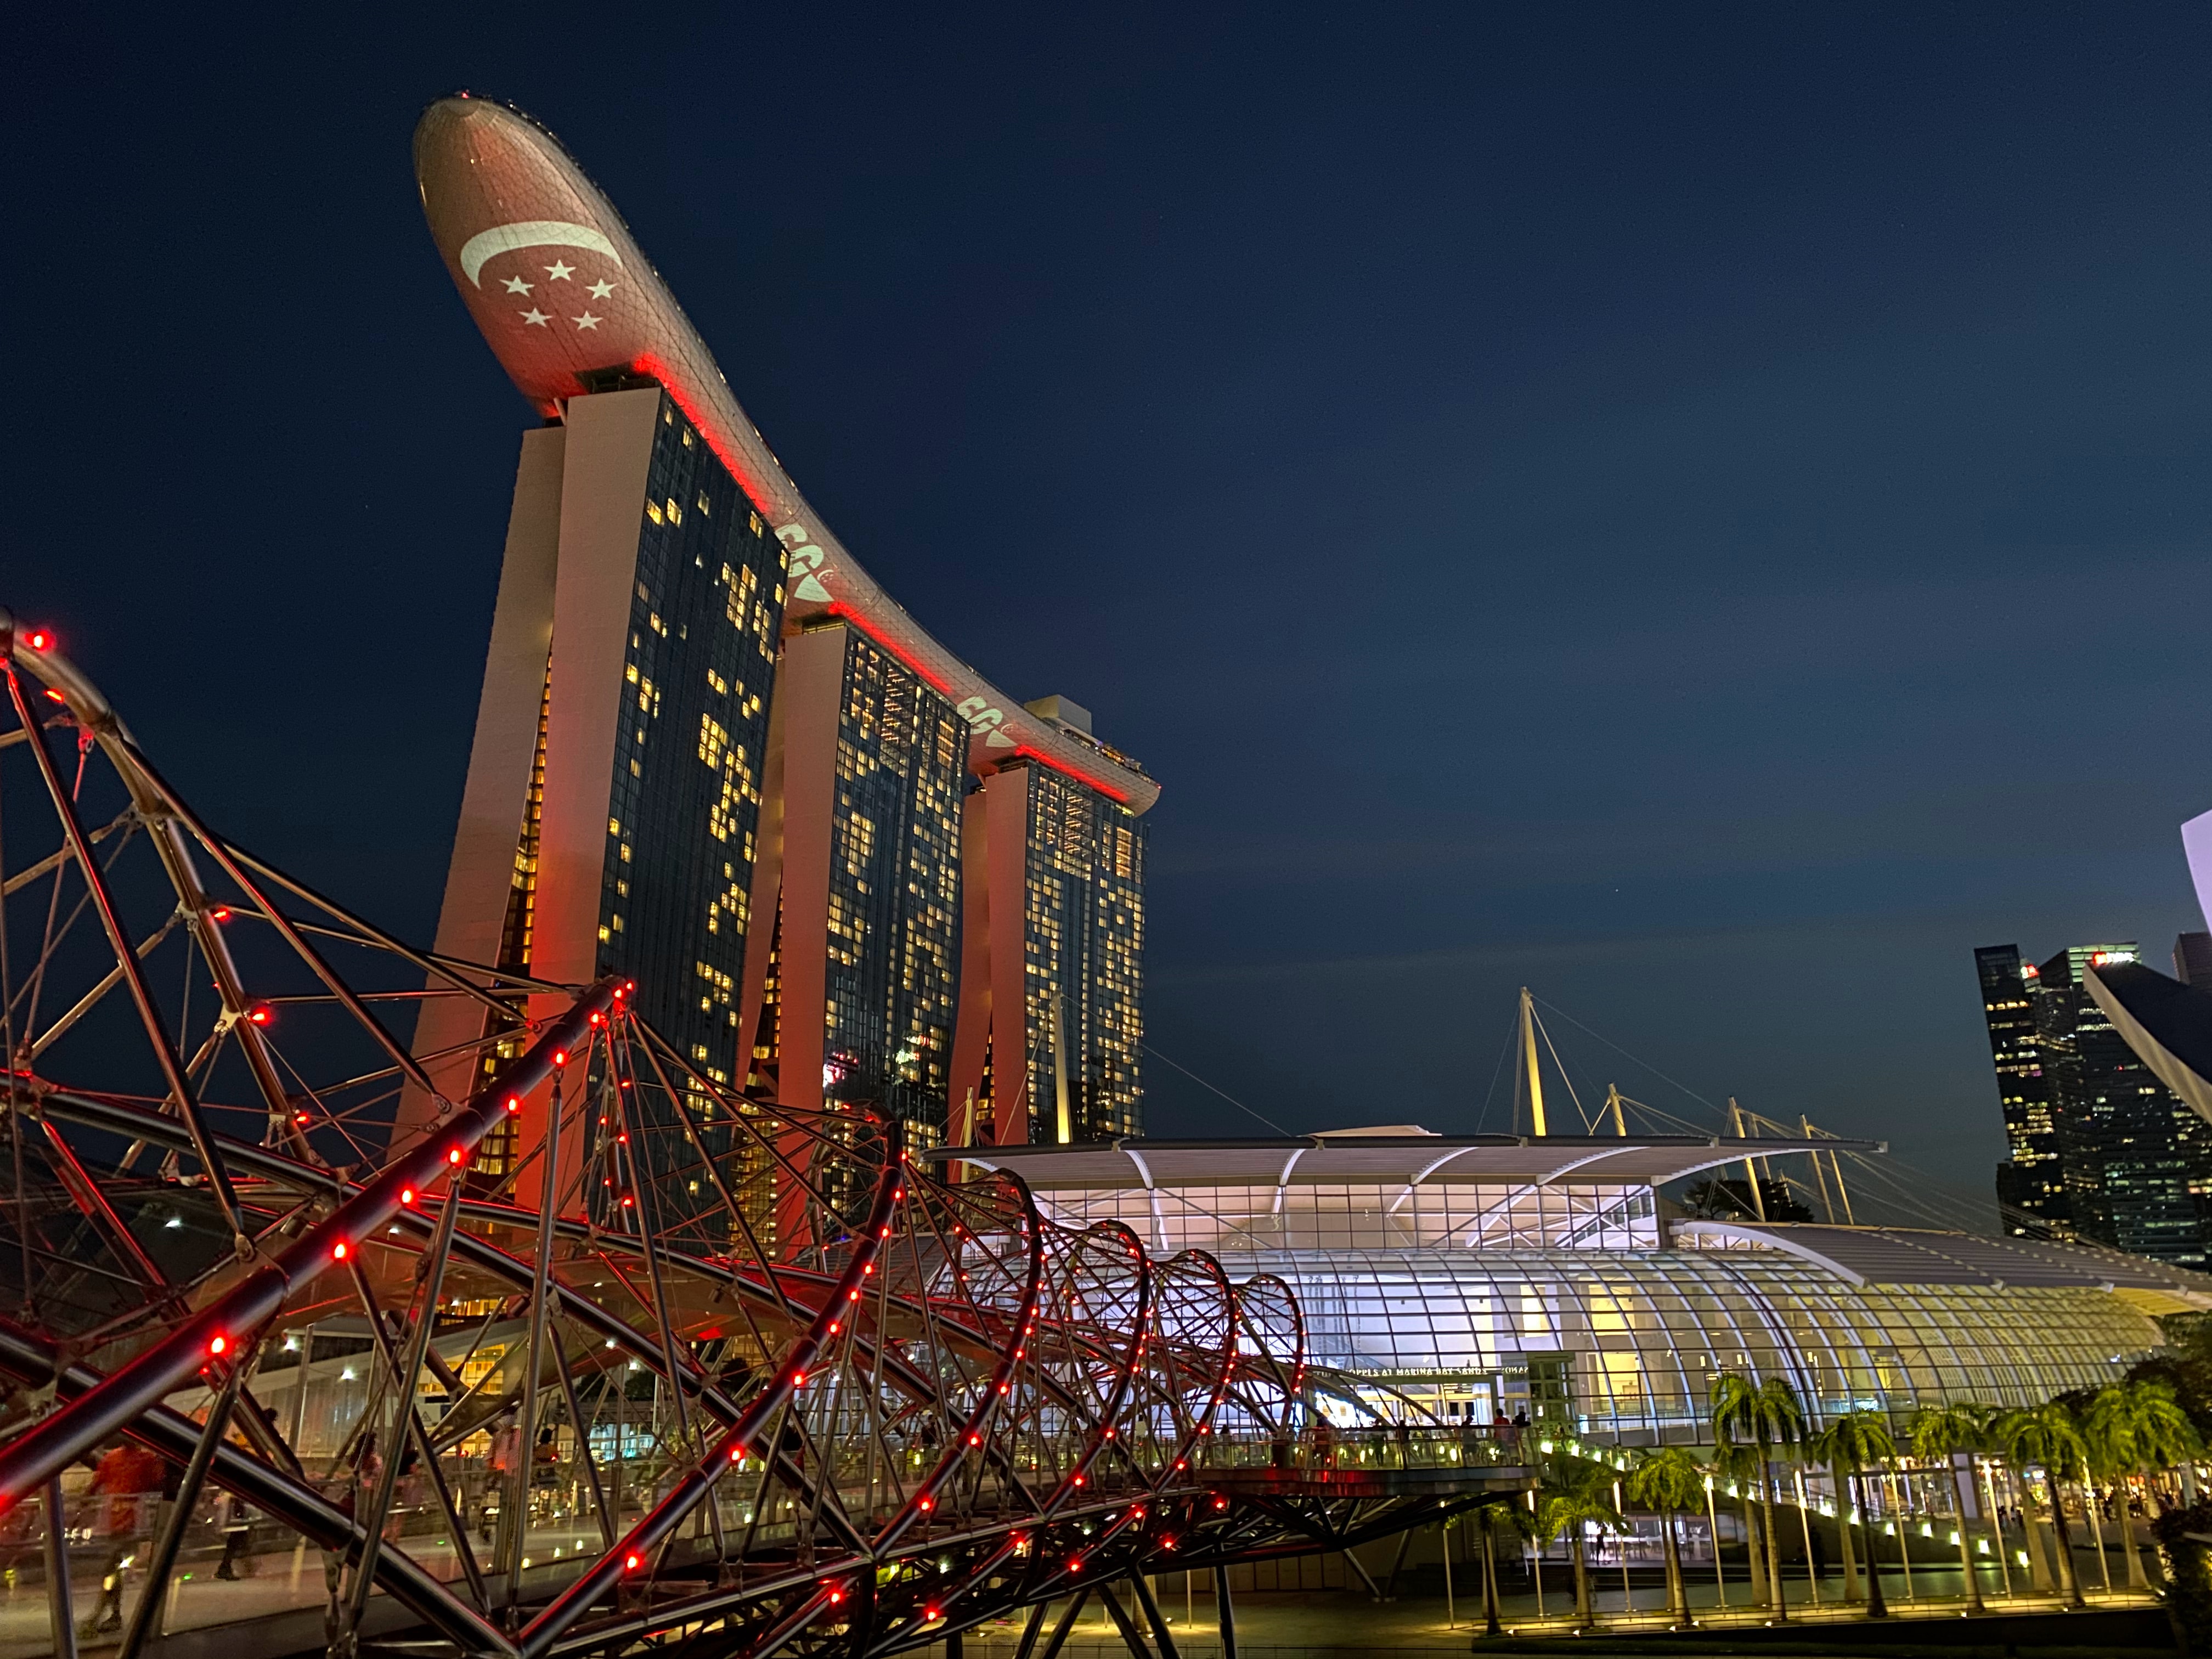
[1539,1455,1624,1628]
[1994,1401,2090,1609]
[2084,1377,2202,1587]
[1474,1499,1526,1636]
[1628,1446,1707,1628]
[1808,1410,1894,1616]
[1710,1374,1805,1619]
[1908,1403,1993,1613]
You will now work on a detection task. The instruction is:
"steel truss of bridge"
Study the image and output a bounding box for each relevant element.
[0,611,1528,1659]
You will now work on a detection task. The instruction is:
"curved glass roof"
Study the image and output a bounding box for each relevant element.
[1677,1220,2212,1299]
[1213,1245,2170,1446]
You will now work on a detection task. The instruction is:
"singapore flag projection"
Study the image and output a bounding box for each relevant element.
[458,221,624,332]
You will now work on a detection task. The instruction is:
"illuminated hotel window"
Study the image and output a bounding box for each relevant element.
[817,631,964,1135]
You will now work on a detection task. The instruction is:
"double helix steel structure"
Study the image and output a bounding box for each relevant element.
[0,614,1523,1659]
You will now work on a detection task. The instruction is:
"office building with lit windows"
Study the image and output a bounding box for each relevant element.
[1976,941,2212,1266]
[1976,944,2070,1235]
[403,97,1156,1182]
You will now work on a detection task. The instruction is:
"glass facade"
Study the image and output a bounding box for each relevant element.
[1022,1166,2182,1444]
[1202,1246,2163,1446]
[821,628,966,1142]
[1038,1181,1660,1254]
[599,396,787,1086]
[1009,765,1146,1141]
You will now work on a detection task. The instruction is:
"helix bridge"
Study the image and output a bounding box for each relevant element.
[0,612,1527,1659]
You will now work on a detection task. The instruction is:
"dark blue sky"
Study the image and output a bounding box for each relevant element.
[5,4,2208,1212]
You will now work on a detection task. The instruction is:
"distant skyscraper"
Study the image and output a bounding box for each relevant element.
[1976,940,2212,1266]
[403,97,1159,1199]
[1977,944,2070,1236]
[2176,932,2212,990]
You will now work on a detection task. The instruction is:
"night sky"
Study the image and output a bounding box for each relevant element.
[6,5,2208,1217]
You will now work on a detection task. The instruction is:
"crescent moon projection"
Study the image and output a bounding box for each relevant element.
[459,220,624,287]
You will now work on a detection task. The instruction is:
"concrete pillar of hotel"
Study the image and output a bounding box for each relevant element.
[769,623,849,1119]
[985,767,1035,1146]
[947,790,992,1148]
[397,424,565,1152]
[764,623,848,1255]
[527,386,662,1212]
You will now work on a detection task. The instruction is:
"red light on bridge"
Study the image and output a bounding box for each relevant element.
[207,1334,227,1356]
[400,1188,414,1205]
[552,1049,569,1067]
[506,1096,522,1114]
[22,629,53,652]
[331,1240,349,1261]
[918,1497,933,1511]
[448,1148,465,1165]
[245,1003,273,1027]
[208,906,231,922]
[625,1553,642,1572]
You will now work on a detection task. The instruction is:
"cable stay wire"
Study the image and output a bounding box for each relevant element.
[1473,1005,1522,1135]
[1139,1042,1291,1135]
[1518,992,2019,1237]
[1530,994,1730,1125]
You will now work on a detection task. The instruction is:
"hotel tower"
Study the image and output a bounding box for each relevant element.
[404,97,1154,1198]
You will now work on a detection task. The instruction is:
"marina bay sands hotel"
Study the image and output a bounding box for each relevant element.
[407,96,1148,1163]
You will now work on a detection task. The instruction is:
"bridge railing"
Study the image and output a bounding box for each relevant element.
[1195,1425,1522,1476]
